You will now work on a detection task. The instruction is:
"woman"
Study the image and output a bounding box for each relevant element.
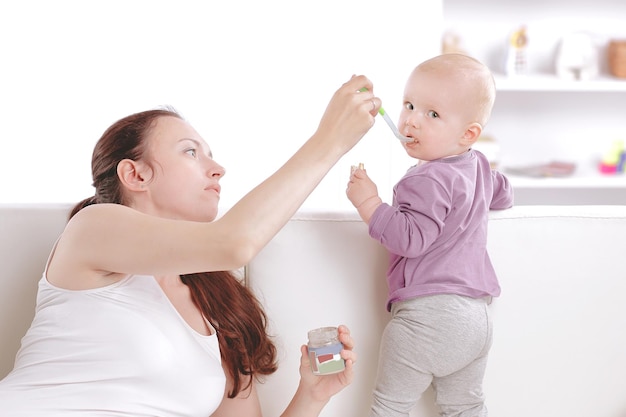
[0,75,380,416]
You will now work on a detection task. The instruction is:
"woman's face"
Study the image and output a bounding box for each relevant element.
[137,116,225,222]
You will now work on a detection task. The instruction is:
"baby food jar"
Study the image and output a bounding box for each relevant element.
[307,326,345,375]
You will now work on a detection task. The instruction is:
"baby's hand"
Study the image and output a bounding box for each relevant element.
[346,164,382,224]
[346,164,378,207]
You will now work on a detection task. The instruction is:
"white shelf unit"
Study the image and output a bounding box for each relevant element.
[494,75,626,93]
[443,0,626,204]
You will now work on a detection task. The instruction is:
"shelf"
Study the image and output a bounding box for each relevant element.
[494,75,626,92]
[507,173,626,189]
[443,0,626,204]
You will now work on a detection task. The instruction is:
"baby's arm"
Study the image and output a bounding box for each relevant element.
[346,165,382,224]
[490,170,514,209]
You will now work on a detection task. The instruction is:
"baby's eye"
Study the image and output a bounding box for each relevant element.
[185,148,197,158]
[404,102,414,111]
[427,110,439,118]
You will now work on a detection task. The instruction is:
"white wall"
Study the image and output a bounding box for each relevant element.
[0,0,441,211]
[247,207,626,417]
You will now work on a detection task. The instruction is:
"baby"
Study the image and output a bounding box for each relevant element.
[347,53,514,417]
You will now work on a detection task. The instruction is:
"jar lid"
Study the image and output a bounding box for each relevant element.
[308,326,338,344]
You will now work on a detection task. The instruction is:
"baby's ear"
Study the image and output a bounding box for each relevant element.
[461,122,482,146]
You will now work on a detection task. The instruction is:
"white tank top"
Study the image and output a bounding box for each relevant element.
[0,269,226,416]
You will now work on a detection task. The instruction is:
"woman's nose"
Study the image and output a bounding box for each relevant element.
[207,160,226,178]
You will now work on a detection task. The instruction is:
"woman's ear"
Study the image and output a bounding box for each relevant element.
[117,159,149,192]
[461,122,483,147]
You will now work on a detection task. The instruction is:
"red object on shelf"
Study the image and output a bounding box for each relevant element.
[599,162,617,174]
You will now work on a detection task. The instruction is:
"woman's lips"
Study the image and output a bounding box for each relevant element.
[205,185,221,195]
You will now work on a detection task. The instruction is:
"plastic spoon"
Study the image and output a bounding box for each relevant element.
[377,107,412,143]
[359,87,412,142]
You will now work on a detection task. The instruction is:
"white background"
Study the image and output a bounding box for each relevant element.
[0,0,440,210]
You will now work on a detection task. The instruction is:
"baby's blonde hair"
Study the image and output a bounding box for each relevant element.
[416,53,496,127]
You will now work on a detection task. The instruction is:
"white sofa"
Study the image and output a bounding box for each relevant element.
[2,204,626,417]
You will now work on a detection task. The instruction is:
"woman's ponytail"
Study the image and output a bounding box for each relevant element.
[69,195,98,220]
[68,108,182,222]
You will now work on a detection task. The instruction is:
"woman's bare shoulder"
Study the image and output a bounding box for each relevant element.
[47,204,137,290]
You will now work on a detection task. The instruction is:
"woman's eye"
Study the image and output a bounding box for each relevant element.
[185,148,197,157]
[404,102,414,110]
[427,110,439,118]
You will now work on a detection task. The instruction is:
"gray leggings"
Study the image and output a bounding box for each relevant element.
[370,294,493,417]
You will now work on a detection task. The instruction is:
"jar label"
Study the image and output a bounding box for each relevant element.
[309,342,345,375]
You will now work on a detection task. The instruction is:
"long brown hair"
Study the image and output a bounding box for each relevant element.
[70,108,277,397]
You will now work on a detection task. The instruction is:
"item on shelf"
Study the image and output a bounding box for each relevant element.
[473,135,500,169]
[505,25,528,76]
[598,140,625,174]
[608,39,626,78]
[555,32,599,81]
[441,30,467,55]
[504,161,576,178]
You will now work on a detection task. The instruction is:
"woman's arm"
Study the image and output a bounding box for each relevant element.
[54,76,378,285]
[216,75,378,265]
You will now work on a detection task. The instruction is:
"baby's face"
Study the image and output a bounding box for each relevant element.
[398,68,477,161]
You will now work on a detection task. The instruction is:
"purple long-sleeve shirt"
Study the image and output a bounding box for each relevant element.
[369,149,513,311]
